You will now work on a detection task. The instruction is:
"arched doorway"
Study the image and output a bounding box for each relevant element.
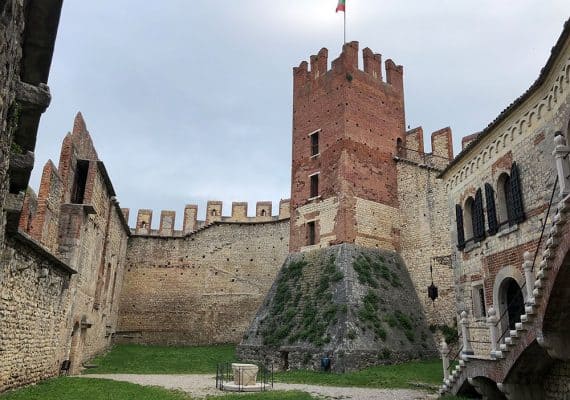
[500,278,525,330]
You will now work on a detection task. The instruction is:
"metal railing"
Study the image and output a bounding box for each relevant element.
[494,175,559,345]
[215,362,273,392]
[447,343,464,373]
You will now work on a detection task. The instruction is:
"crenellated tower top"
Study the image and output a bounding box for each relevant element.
[290,42,406,252]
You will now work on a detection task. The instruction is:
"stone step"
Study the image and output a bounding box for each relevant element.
[521,313,532,323]
[510,329,518,337]
[491,350,504,359]
[525,304,537,314]
[533,288,542,298]
[500,343,508,351]
[543,249,554,260]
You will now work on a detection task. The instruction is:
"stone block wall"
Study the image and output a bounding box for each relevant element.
[117,220,289,345]
[0,235,74,392]
[397,160,456,329]
[0,0,25,250]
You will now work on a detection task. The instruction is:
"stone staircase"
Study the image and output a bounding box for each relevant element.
[439,192,570,397]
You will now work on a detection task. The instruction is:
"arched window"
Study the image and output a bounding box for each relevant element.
[497,173,512,226]
[261,209,267,216]
[211,209,217,216]
[464,197,475,240]
[141,221,147,229]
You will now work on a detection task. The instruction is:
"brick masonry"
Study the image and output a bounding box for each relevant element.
[289,42,405,252]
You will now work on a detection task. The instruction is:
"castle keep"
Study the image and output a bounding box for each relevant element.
[1,1,569,397]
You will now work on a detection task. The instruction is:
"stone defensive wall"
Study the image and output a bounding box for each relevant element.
[128,199,290,237]
[116,213,290,345]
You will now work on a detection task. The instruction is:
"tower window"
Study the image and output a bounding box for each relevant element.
[311,132,319,156]
[310,173,319,198]
[307,221,316,245]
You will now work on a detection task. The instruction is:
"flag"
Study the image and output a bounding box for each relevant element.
[336,0,345,13]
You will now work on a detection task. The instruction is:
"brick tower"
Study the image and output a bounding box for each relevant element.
[290,41,406,252]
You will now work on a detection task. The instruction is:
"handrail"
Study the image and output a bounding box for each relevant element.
[494,175,559,344]
[447,344,464,371]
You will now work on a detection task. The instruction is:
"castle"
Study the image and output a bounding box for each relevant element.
[1,1,569,398]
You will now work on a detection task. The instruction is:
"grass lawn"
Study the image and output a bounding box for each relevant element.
[0,378,313,400]
[85,344,237,374]
[85,344,446,391]
[274,358,443,389]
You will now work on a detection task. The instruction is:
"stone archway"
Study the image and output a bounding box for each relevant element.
[493,266,526,336]
[501,278,524,331]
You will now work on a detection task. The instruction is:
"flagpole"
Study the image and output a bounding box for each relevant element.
[344,7,346,44]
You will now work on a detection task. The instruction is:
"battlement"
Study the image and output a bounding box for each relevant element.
[397,126,454,170]
[293,41,404,94]
[130,199,291,237]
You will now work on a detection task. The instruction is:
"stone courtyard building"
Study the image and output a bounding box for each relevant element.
[439,18,570,400]
[0,0,569,397]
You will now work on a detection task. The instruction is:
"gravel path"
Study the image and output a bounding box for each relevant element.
[82,374,437,400]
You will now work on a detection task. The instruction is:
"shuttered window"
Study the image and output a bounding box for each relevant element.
[456,204,465,250]
[473,188,486,242]
[485,183,498,235]
[510,162,525,225]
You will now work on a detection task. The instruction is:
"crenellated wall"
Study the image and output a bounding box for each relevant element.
[129,199,290,237]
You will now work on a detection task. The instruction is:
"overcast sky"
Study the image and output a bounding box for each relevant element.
[32,1,569,228]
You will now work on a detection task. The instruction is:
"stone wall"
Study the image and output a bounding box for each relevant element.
[0,0,25,250]
[117,220,289,345]
[0,234,74,392]
[10,115,131,376]
[397,160,456,329]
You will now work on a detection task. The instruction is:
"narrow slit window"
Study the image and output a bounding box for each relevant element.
[311,132,319,156]
[310,174,319,198]
[308,221,316,246]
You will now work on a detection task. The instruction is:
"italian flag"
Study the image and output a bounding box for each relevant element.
[336,0,345,13]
